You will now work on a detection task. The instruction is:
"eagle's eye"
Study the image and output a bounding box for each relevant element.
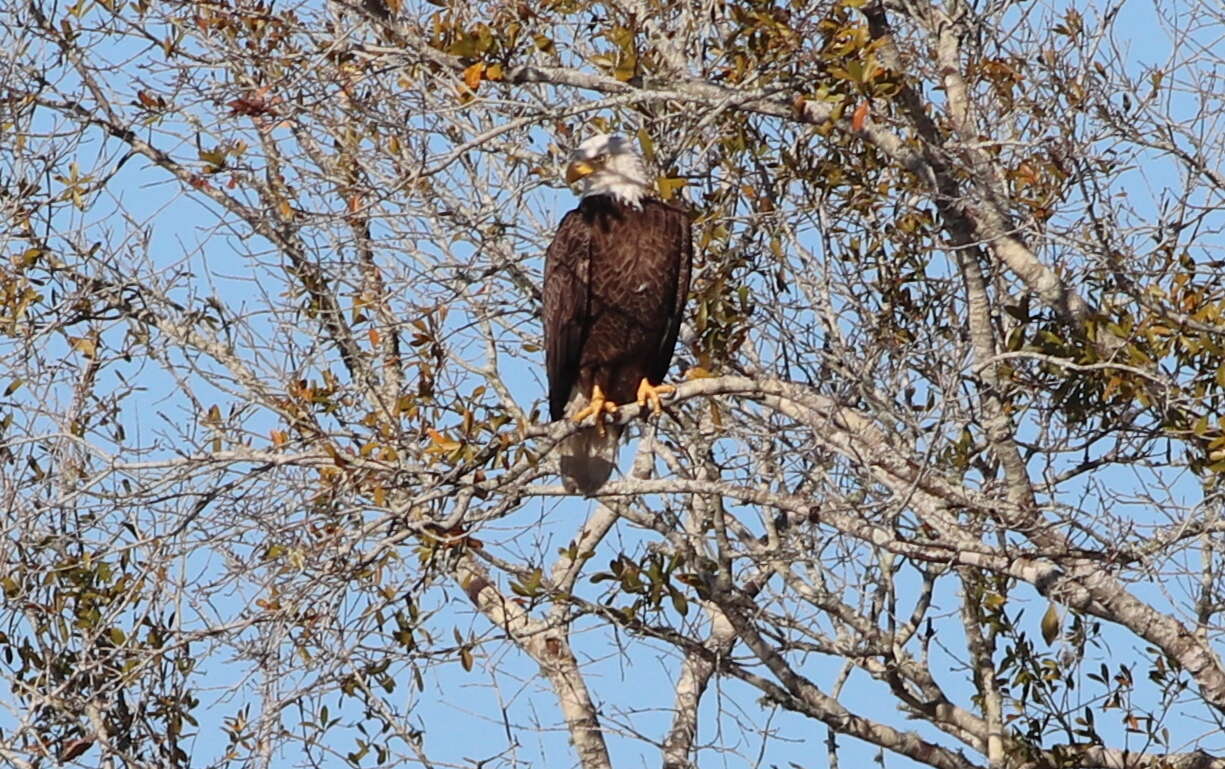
[593,153,608,164]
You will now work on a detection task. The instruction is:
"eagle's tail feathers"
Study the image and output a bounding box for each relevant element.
[559,423,623,495]
[559,386,623,495]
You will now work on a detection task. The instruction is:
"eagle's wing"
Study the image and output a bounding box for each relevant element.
[649,203,693,384]
[543,208,590,422]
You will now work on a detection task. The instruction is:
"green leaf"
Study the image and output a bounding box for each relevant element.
[1041,602,1061,645]
[670,589,688,617]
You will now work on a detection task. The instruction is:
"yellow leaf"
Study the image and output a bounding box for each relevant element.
[69,336,97,358]
[15,247,42,268]
[613,61,636,82]
[656,176,686,200]
[636,128,656,165]
[485,63,504,81]
[200,404,222,428]
[198,146,227,170]
[532,34,555,54]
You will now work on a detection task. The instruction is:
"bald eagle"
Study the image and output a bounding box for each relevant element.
[543,134,693,494]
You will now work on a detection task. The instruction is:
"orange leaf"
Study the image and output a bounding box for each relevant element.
[462,62,485,91]
[427,428,461,452]
[368,327,381,346]
[852,101,869,132]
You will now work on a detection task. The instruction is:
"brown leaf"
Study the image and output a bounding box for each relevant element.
[59,738,94,762]
[136,89,162,109]
[792,94,808,118]
[228,87,274,118]
[462,574,490,604]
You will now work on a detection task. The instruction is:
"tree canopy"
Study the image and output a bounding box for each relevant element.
[2,0,1225,767]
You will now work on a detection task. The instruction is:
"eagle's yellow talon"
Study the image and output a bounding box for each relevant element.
[636,379,676,417]
[571,384,619,436]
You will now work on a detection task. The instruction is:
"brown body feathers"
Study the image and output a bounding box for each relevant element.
[543,194,693,492]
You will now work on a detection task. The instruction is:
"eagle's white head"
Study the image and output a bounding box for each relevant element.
[564,133,651,208]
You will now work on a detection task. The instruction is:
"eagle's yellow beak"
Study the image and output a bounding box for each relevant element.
[565,160,597,184]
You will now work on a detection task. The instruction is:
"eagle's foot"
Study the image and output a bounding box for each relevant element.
[635,378,676,417]
[571,384,619,436]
